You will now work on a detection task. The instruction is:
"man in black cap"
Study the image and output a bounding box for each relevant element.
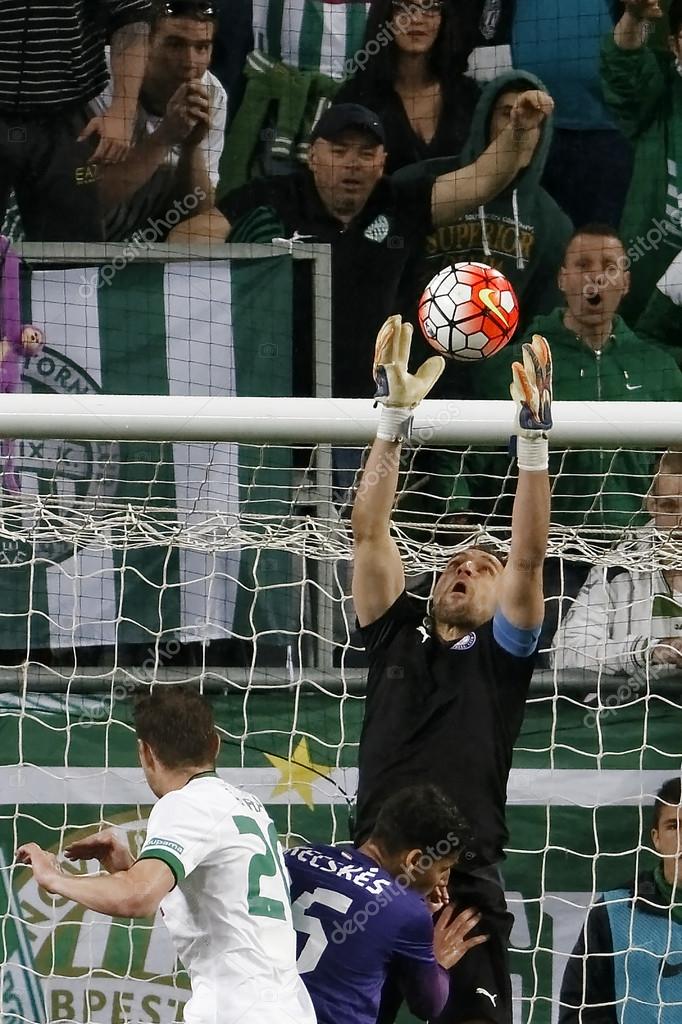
[170,97,552,398]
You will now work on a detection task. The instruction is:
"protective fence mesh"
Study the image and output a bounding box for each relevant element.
[0,433,681,1024]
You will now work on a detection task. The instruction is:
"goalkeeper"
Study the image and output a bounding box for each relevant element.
[351,316,552,1024]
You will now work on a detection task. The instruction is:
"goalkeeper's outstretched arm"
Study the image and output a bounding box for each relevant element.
[351,316,444,628]
[498,336,552,631]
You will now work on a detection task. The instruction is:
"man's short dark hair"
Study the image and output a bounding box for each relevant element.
[653,777,682,830]
[670,0,682,39]
[371,784,474,859]
[134,685,218,767]
[151,0,218,31]
[563,223,624,262]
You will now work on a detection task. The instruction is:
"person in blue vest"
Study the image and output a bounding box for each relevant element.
[559,776,682,1023]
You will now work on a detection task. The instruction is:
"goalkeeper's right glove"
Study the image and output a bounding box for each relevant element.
[510,334,553,472]
[372,314,445,442]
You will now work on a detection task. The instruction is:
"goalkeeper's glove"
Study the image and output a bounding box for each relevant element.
[510,334,553,472]
[373,314,445,441]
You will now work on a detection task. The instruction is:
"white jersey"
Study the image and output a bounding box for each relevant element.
[139,773,316,1024]
[552,525,682,679]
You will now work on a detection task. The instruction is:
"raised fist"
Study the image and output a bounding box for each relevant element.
[623,0,663,19]
[510,90,554,132]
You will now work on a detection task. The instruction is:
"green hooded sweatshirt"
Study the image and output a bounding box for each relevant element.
[394,70,573,336]
[601,35,682,325]
[472,307,682,528]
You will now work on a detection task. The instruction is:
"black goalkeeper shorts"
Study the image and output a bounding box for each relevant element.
[377,865,514,1024]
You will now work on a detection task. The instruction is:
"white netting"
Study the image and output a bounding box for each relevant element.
[0,429,681,1024]
[0,241,681,1024]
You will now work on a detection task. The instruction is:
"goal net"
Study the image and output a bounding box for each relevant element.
[1,253,681,1024]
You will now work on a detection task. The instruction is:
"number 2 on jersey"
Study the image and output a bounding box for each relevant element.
[234,816,288,920]
[292,887,353,973]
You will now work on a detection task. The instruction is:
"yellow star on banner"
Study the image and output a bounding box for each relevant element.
[265,737,333,809]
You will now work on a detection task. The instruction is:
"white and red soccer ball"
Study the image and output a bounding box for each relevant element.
[418,262,519,360]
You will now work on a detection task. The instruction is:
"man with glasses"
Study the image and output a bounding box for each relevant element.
[0,0,151,241]
[95,0,227,242]
[333,0,481,176]
[553,450,682,676]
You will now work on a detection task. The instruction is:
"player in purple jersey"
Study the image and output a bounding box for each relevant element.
[285,784,488,1024]
[351,316,552,1024]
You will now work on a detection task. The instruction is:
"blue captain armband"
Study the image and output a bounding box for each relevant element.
[493,610,541,658]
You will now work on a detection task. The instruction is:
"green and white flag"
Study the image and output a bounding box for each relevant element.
[252,0,368,77]
[0,257,294,650]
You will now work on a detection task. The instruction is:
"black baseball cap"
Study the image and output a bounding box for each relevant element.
[310,104,386,146]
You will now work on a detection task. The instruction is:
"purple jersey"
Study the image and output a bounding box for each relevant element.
[285,844,447,1024]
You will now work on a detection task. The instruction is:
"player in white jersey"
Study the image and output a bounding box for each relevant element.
[16,686,316,1024]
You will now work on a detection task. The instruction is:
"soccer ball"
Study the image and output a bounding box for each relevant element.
[418,262,519,360]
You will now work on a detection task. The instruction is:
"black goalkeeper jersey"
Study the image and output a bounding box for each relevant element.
[354,591,537,867]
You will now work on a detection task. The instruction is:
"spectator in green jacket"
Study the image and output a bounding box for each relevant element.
[601,0,682,324]
[477,223,682,529]
[472,223,682,655]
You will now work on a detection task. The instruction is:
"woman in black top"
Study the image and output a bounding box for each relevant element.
[334,0,480,174]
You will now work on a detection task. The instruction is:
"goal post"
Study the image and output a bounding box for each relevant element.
[0,394,678,444]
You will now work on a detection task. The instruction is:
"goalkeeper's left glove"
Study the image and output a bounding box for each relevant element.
[510,334,553,471]
[373,314,445,441]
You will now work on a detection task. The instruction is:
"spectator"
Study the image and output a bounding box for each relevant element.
[601,0,682,324]
[402,71,572,342]
[552,450,682,676]
[512,0,632,229]
[477,224,682,529]
[0,1,151,241]
[636,246,682,367]
[179,96,553,398]
[473,224,682,652]
[559,777,682,1023]
[96,0,227,242]
[333,0,481,175]
[464,2,633,227]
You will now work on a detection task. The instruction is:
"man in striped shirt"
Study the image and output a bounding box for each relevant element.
[0,0,151,240]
